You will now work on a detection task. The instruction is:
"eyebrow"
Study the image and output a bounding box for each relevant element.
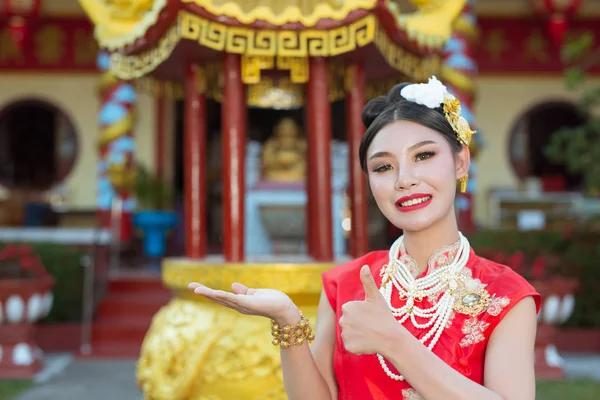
[368,140,438,161]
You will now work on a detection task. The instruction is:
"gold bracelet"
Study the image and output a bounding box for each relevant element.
[270,311,315,348]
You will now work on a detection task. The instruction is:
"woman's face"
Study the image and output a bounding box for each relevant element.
[366,120,469,233]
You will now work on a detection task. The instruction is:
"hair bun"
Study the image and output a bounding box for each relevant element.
[361,82,411,129]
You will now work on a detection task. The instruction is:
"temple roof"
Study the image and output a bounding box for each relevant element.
[181,0,376,27]
[78,0,471,82]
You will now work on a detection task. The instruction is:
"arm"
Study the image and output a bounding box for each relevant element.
[279,289,338,400]
[382,297,537,400]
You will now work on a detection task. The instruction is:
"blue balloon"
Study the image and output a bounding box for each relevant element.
[99,102,127,125]
[110,136,136,153]
[113,85,137,103]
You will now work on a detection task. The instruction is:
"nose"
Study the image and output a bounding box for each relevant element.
[395,168,419,191]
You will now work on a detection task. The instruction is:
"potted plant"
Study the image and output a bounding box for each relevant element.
[0,244,55,378]
[477,249,578,380]
[132,165,177,258]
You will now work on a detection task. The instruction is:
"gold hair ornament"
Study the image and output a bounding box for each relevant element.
[271,311,315,348]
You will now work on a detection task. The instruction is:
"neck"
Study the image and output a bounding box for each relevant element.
[401,211,460,275]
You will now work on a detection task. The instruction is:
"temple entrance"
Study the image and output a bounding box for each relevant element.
[172,98,355,256]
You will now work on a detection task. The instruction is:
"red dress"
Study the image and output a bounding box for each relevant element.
[322,244,541,400]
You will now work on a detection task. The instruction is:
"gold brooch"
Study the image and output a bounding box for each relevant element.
[453,287,491,317]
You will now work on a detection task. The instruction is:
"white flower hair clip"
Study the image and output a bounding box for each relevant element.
[400,76,476,149]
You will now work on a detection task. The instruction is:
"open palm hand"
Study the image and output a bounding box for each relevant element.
[188,281,296,322]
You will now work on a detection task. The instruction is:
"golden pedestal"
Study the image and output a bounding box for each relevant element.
[137,259,334,400]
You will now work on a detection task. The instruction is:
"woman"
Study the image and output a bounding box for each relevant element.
[189,76,541,400]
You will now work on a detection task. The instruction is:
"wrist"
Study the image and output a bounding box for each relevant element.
[273,304,301,326]
[379,322,411,359]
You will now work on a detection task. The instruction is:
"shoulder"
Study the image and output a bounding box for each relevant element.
[322,250,387,286]
[472,254,542,316]
[321,250,388,309]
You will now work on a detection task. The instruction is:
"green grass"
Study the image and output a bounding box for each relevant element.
[0,380,32,400]
[537,380,600,400]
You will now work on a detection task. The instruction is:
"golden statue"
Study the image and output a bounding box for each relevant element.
[261,118,307,183]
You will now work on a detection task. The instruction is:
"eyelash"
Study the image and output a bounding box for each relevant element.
[371,151,436,173]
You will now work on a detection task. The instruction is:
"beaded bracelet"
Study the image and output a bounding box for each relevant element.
[270,311,315,348]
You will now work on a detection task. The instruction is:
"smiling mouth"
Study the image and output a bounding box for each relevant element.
[396,196,432,208]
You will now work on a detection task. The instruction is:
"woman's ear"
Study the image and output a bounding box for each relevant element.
[455,145,471,180]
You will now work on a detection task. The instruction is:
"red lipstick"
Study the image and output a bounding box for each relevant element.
[395,193,433,213]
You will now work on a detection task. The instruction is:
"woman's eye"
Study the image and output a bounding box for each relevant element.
[373,164,393,173]
[416,151,435,161]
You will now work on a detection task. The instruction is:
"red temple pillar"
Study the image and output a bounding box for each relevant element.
[306,57,333,261]
[155,97,166,180]
[345,63,369,258]
[184,65,207,259]
[222,53,246,262]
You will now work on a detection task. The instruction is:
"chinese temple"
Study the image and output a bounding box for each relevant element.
[77,0,481,398]
[0,0,599,394]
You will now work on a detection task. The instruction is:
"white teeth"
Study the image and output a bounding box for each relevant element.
[399,196,431,207]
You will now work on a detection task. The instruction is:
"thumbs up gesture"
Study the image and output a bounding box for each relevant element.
[339,265,403,355]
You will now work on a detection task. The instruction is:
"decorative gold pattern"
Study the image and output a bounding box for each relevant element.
[402,388,425,400]
[373,27,441,81]
[241,55,275,84]
[181,0,376,27]
[458,293,510,348]
[137,260,328,399]
[109,10,439,81]
[180,11,376,58]
[247,78,305,109]
[79,0,168,50]
[396,238,461,278]
[450,269,491,317]
[276,56,309,83]
[110,21,180,80]
[443,94,476,147]
[459,317,490,347]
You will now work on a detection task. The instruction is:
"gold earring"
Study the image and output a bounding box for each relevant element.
[459,175,468,193]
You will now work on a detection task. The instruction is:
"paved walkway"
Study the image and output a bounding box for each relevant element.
[14,353,600,399]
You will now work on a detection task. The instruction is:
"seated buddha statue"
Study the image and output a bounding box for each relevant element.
[261,118,307,183]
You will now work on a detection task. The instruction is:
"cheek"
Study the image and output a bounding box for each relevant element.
[368,174,394,200]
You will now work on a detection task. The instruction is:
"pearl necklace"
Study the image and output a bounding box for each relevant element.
[377,233,471,381]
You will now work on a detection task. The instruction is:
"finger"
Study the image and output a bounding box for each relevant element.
[360,265,381,301]
[231,282,256,295]
[188,282,202,291]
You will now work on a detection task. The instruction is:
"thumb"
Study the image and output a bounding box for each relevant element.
[360,265,381,301]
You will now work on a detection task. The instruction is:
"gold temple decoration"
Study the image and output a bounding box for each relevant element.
[181,0,376,27]
[276,56,309,84]
[137,260,332,398]
[241,55,275,84]
[108,10,440,81]
[385,0,468,49]
[110,21,180,80]
[78,0,169,50]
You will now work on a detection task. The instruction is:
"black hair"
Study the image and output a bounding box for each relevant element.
[359,82,462,171]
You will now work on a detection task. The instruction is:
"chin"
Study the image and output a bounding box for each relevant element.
[384,206,443,233]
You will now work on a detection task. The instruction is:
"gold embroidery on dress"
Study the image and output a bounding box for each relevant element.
[450,268,491,317]
[402,388,424,400]
[397,239,461,278]
[458,292,511,348]
[459,318,490,347]
[486,294,511,316]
